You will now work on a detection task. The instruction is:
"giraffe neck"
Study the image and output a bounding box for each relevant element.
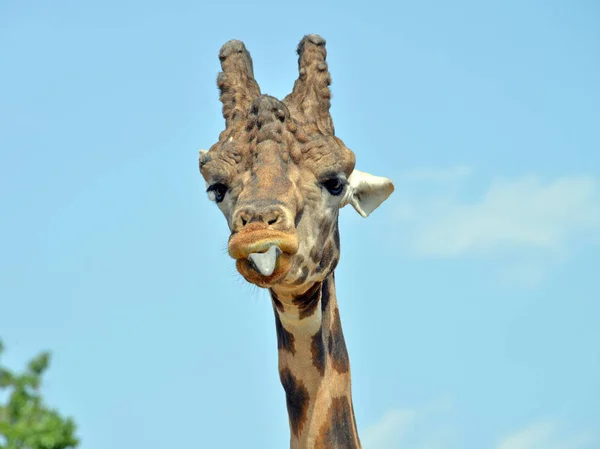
[270,274,361,449]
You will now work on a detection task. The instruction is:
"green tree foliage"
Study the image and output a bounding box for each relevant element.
[0,341,79,449]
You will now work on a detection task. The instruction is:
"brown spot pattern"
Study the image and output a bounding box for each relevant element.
[310,245,320,263]
[333,225,340,251]
[270,291,285,312]
[307,217,336,266]
[314,396,359,449]
[293,266,309,285]
[273,307,295,354]
[311,327,326,376]
[316,241,334,274]
[293,281,322,319]
[279,367,310,437]
[321,277,331,313]
[328,307,350,373]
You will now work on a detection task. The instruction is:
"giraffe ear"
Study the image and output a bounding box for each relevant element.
[341,169,395,217]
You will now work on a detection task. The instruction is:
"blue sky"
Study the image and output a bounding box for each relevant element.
[1,1,598,448]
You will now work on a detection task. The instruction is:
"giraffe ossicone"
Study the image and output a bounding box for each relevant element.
[199,34,393,449]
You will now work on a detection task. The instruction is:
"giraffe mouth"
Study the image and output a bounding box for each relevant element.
[228,230,298,287]
[228,229,299,260]
[235,250,293,288]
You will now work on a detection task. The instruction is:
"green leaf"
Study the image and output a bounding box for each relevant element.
[0,342,78,449]
[26,354,50,378]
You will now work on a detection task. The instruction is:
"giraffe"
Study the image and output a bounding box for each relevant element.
[199,34,394,449]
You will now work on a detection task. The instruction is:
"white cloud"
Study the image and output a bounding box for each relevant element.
[496,422,596,449]
[396,174,600,258]
[362,408,417,449]
[496,422,554,449]
[362,406,596,449]
[362,400,454,449]
[499,260,547,287]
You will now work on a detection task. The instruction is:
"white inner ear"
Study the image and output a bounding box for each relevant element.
[341,169,395,217]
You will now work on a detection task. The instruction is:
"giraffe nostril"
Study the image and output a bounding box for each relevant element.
[236,208,284,230]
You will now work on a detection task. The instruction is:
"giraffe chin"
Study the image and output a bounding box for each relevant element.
[235,254,292,288]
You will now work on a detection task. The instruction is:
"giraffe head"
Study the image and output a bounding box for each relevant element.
[199,35,394,292]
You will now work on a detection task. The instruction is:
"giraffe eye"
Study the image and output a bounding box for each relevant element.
[322,178,345,196]
[207,183,228,203]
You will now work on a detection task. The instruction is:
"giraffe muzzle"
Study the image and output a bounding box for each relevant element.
[228,229,299,260]
[228,230,298,287]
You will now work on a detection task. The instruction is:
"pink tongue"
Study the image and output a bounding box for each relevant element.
[248,245,281,276]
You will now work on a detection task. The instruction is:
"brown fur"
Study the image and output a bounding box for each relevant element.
[274,275,360,449]
[280,367,310,437]
[293,281,322,319]
[314,396,360,449]
[200,36,363,448]
[200,37,356,291]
